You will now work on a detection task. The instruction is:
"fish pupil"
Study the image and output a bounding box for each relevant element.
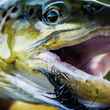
[43,8,60,25]
[47,10,58,23]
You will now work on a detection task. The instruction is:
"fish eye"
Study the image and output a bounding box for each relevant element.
[42,8,61,25]
[42,1,67,25]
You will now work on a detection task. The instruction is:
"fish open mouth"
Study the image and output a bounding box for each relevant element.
[51,28,110,79]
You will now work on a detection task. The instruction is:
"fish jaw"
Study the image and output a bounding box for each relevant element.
[1,17,97,59]
[0,19,73,110]
[30,51,110,108]
[1,14,110,110]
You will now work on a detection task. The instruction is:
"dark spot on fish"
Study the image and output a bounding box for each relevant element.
[55,83,88,110]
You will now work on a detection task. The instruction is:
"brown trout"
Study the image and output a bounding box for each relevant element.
[0,0,110,110]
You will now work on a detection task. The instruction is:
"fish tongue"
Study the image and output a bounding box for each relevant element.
[85,53,110,77]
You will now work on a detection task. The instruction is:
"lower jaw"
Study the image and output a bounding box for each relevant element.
[38,32,110,109]
[38,50,110,109]
[42,51,110,109]
[49,35,110,108]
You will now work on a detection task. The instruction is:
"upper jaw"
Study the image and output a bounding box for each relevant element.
[41,21,110,51]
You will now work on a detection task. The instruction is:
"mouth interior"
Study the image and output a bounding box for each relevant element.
[51,34,110,78]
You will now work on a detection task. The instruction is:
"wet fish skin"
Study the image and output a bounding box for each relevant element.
[0,0,110,110]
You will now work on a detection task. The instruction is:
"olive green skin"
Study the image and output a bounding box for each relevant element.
[0,0,110,109]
